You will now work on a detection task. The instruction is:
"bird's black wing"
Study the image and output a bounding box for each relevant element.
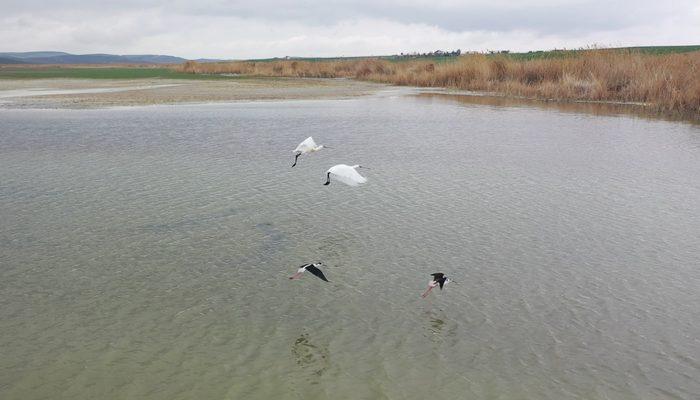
[431,273,444,281]
[305,265,329,282]
[437,277,447,289]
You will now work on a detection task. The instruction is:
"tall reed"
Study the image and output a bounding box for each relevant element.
[174,50,700,115]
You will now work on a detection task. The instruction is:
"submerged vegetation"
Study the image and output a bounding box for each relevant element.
[175,49,700,116]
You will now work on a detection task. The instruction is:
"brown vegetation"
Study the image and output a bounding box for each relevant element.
[174,50,700,116]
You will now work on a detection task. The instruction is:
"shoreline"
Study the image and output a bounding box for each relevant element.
[176,51,700,118]
[0,77,385,109]
[1,76,697,124]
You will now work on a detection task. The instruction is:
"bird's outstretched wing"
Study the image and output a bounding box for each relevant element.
[305,264,329,282]
[294,137,316,153]
[330,166,367,187]
[430,273,444,281]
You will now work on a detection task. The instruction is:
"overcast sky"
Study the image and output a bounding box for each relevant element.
[2,0,698,59]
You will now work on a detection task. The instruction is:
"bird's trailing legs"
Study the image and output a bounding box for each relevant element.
[292,153,301,167]
[289,271,303,280]
[323,172,331,185]
[421,282,438,298]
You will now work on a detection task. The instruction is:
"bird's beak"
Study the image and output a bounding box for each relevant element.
[360,166,371,170]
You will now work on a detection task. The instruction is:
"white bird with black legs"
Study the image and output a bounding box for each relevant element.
[292,137,327,167]
[324,164,368,186]
[421,273,452,298]
[289,262,329,282]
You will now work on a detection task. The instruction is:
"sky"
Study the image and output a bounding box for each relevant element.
[1,0,699,59]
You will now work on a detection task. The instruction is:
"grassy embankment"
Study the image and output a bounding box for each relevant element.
[175,47,700,116]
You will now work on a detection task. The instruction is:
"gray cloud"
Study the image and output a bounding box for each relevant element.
[1,0,698,58]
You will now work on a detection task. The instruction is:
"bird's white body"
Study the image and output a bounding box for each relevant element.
[326,164,367,187]
[294,137,324,154]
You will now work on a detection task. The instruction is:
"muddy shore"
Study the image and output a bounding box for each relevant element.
[0,78,384,109]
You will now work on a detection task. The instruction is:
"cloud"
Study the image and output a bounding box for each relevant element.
[1,0,698,58]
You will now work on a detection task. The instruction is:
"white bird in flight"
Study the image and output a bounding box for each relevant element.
[292,136,327,167]
[324,164,369,186]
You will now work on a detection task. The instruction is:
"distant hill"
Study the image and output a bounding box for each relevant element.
[0,56,26,64]
[0,52,203,64]
[1,51,71,59]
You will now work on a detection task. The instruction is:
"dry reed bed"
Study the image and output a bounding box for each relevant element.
[176,51,700,115]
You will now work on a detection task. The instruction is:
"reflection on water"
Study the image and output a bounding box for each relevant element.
[424,310,460,347]
[415,92,700,125]
[430,316,445,333]
[291,332,330,383]
[1,95,699,400]
[428,314,446,345]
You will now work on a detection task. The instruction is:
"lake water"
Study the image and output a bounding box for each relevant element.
[1,92,699,399]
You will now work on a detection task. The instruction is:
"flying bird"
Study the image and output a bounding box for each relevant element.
[292,136,326,167]
[421,273,451,298]
[324,164,368,186]
[289,262,329,282]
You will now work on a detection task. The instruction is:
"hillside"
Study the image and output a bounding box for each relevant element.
[0,52,189,64]
[0,56,25,64]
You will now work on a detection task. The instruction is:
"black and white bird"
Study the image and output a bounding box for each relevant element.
[289,262,329,282]
[421,273,451,298]
[292,137,326,167]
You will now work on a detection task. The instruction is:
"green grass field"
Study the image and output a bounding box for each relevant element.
[500,45,700,60]
[250,45,700,63]
[0,67,238,80]
[619,45,700,54]
[250,55,461,64]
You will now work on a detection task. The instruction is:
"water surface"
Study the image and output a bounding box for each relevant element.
[1,94,699,399]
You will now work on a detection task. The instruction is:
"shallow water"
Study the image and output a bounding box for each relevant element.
[0,84,182,99]
[1,93,699,400]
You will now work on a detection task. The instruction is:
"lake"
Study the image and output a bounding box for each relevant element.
[1,92,699,399]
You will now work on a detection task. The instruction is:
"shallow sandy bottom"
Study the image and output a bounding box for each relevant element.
[0,78,384,109]
[2,95,699,400]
